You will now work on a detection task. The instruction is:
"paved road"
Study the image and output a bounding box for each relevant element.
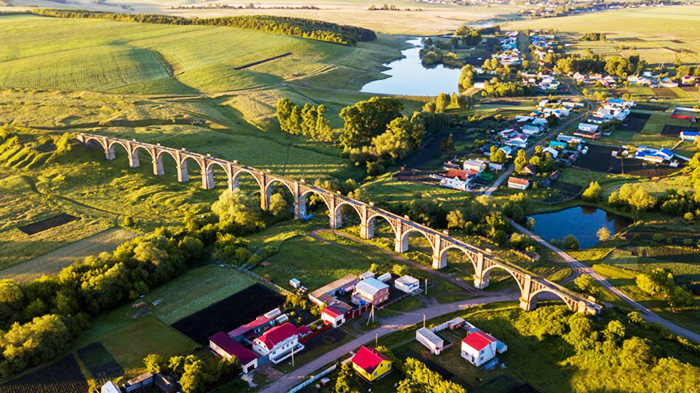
[258,293,518,393]
[311,229,478,294]
[483,113,585,196]
[509,220,700,343]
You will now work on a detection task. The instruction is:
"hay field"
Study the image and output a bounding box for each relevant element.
[504,5,700,65]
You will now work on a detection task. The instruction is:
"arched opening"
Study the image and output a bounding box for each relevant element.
[107,141,129,161]
[206,161,232,191]
[299,189,331,223]
[83,138,106,154]
[528,289,571,311]
[181,156,205,187]
[156,150,181,180]
[366,214,396,249]
[481,265,524,293]
[398,228,434,265]
[440,247,477,284]
[335,201,363,233]
[231,169,264,197]
[265,179,295,220]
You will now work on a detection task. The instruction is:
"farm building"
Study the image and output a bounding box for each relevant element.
[309,274,359,307]
[416,327,444,355]
[395,275,420,294]
[521,124,542,135]
[488,161,504,171]
[321,305,346,328]
[101,381,120,393]
[154,374,178,393]
[352,346,393,382]
[680,131,700,142]
[578,123,599,133]
[508,177,530,190]
[549,140,567,149]
[543,147,559,158]
[252,322,305,364]
[124,372,154,392]
[209,331,259,373]
[521,164,537,175]
[353,277,390,306]
[461,331,498,367]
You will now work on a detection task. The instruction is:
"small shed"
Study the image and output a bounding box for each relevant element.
[124,373,154,392]
[395,275,420,294]
[416,327,444,355]
[289,278,301,289]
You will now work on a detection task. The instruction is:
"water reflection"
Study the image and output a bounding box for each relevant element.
[360,38,462,97]
[527,206,632,249]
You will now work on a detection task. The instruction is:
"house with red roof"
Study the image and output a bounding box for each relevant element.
[461,330,498,367]
[228,316,274,342]
[321,306,346,328]
[252,322,305,364]
[351,346,392,382]
[209,331,259,373]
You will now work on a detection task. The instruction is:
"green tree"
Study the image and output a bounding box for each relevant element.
[620,337,654,369]
[211,189,264,232]
[596,226,611,241]
[574,275,596,295]
[268,192,289,217]
[446,210,466,230]
[315,104,333,142]
[563,234,580,250]
[144,354,166,374]
[398,358,466,393]
[180,358,207,393]
[582,181,602,201]
[435,93,450,113]
[340,97,403,148]
[514,149,528,173]
[490,146,507,164]
[439,133,455,153]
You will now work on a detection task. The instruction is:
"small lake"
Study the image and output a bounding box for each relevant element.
[527,206,632,249]
[360,38,462,97]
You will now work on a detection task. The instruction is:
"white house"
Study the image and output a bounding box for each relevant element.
[416,327,444,355]
[321,305,346,328]
[508,177,530,190]
[543,147,559,158]
[578,123,599,133]
[461,330,498,367]
[463,159,486,173]
[394,275,420,294]
[680,131,700,142]
[498,146,513,157]
[252,322,304,364]
[439,169,473,191]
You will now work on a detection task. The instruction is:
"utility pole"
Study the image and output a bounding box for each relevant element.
[425,278,428,296]
[291,345,295,367]
[423,314,426,328]
[375,333,378,347]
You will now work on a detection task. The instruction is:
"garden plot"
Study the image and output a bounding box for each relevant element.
[77,342,124,384]
[619,112,650,133]
[171,283,284,344]
[0,355,88,393]
[662,124,700,136]
[18,213,79,235]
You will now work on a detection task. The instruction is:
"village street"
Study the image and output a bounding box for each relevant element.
[258,293,518,393]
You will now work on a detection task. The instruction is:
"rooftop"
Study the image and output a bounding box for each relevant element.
[462,330,497,351]
[354,277,389,296]
[417,327,443,346]
[352,346,391,374]
[209,331,258,364]
[256,322,298,349]
[309,274,359,299]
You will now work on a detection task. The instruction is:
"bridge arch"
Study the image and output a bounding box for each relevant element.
[231,168,264,192]
[482,264,525,292]
[527,287,576,311]
[265,177,295,202]
[437,245,478,270]
[397,226,436,255]
[334,200,363,222]
[206,160,231,179]
[82,135,108,151]
[366,213,399,240]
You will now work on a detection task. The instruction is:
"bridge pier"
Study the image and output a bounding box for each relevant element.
[106,146,115,160]
[153,155,164,176]
[360,219,374,240]
[472,252,490,289]
[177,161,189,183]
[294,198,307,219]
[432,236,448,269]
[518,274,534,311]
[127,145,140,168]
[395,231,408,253]
[202,166,214,189]
[473,273,490,289]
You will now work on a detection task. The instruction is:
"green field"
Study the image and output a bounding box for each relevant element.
[505,5,700,65]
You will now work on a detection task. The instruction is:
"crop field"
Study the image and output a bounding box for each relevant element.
[76,342,124,384]
[505,6,700,65]
[0,355,88,393]
[172,283,285,344]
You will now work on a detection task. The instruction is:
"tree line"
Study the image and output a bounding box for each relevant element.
[556,52,646,78]
[20,9,376,45]
[276,99,332,141]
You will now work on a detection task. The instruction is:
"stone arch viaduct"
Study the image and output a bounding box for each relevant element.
[77,133,601,315]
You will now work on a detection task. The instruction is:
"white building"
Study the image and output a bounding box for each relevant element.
[352,277,390,306]
[578,123,599,133]
[439,169,473,191]
[508,177,530,190]
[463,159,486,173]
[461,330,498,367]
[321,306,345,328]
[521,124,541,135]
[394,275,420,294]
[252,322,304,364]
[416,327,444,355]
[101,382,120,393]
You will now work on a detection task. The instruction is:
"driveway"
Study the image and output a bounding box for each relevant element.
[509,219,700,343]
[258,293,518,393]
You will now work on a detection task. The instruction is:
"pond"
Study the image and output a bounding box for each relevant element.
[527,206,632,249]
[360,38,462,97]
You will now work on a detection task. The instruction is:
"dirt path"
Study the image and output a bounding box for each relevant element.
[310,229,478,294]
[258,293,517,393]
[509,219,700,343]
[0,228,138,283]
